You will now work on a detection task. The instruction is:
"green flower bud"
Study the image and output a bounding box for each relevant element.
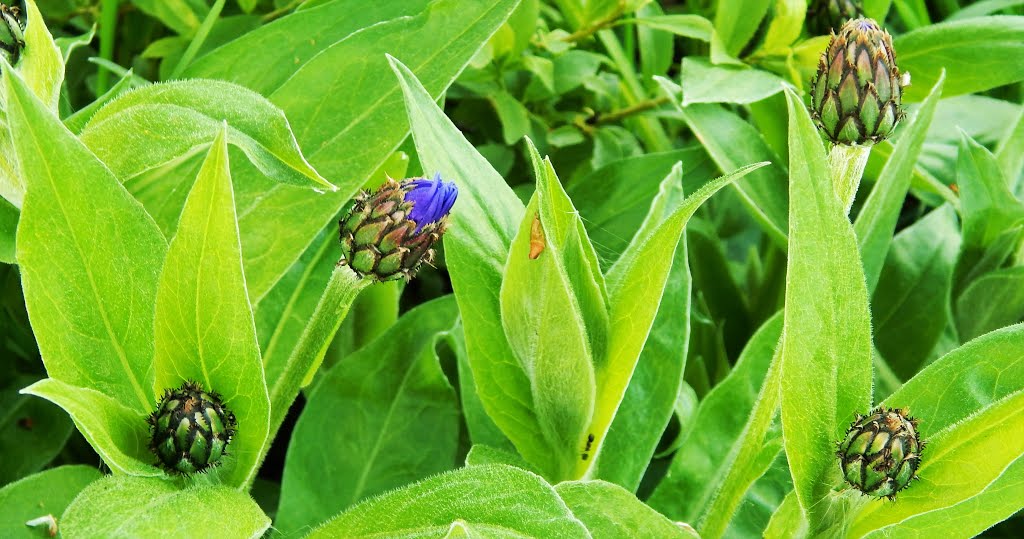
[148,381,237,475]
[810,18,904,145]
[807,0,863,35]
[338,174,457,282]
[837,406,923,499]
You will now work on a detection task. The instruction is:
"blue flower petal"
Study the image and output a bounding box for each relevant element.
[404,174,458,231]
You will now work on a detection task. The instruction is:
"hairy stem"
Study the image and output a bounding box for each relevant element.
[829,144,872,215]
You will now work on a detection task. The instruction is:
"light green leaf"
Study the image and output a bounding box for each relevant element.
[872,206,960,380]
[0,196,15,263]
[18,0,63,111]
[955,133,1024,253]
[587,161,768,480]
[648,313,783,536]
[591,165,691,491]
[759,0,807,53]
[63,71,147,135]
[895,16,1024,101]
[850,391,1024,537]
[556,480,694,538]
[632,14,738,65]
[132,0,206,36]
[764,491,807,538]
[307,465,587,538]
[855,74,944,292]
[79,80,332,190]
[950,0,1024,20]
[189,0,519,304]
[956,268,1024,341]
[62,475,270,538]
[673,104,789,247]
[390,58,547,477]
[780,89,872,530]
[996,108,1024,195]
[465,444,532,469]
[276,297,461,535]
[0,466,102,539]
[4,65,165,413]
[679,58,787,106]
[451,327,515,453]
[20,379,160,477]
[152,127,269,489]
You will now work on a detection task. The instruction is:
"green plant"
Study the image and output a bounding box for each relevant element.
[0,0,1022,537]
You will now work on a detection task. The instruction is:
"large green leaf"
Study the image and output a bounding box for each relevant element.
[895,16,1024,101]
[648,313,783,536]
[956,268,1024,341]
[679,58,787,106]
[0,466,101,539]
[306,465,587,538]
[276,297,461,535]
[78,80,332,190]
[152,128,269,489]
[556,480,695,538]
[779,89,873,530]
[4,66,166,413]
[713,0,771,56]
[872,206,960,380]
[854,74,944,292]
[20,379,160,477]
[390,58,546,474]
[62,475,270,538]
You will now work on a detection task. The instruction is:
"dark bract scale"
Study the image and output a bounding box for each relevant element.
[147,381,237,475]
[338,174,458,282]
[0,3,26,67]
[837,406,923,499]
[810,17,904,145]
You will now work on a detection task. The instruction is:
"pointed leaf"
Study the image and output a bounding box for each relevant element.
[556,480,696,538]
[0,466,101,539]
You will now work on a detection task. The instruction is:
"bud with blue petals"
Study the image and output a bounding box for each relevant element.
[339,173,457,282]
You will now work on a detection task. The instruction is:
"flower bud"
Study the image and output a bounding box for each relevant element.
[807,0,863,35]
[148,381,237,474]
[0,3,25,66]
[837,406,923,499]
[810,18,904,145]
[339,173,457,282]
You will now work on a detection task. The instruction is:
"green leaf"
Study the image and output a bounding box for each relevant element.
[465,444,533,469]
[895,16,1024,101]
[190,0,519,304]
[680,58,787,106]
[882,324,1024,433]
[307,465,587,538]
[724,453,793,538]
[20,379,160,477]
[591,165,691,491]
[79,80,332,190]
[956,268,1024,342]
[152,127,269,489]
[780,89,872,530]
[63,71,147,135]
[62,475,270,538]
[0,376,73,484]
[276,297,461,535]
[632,15,738,65]
[390,58,547,476]
[0,466,102,539]
[673,104,788,247]
[713,0,771,56]
[648,313,783,535]
[450,327,515,453]
[4,65,166,413]
[589,161,768,480]
[872,206,960,380]
[855,74,944,292]
[759,0,807,53]
[0,197,15,263]
[763,491,807,538]
[996,108,1024,195]
[556,480,695,538]
[499,140,607,481]
[850,390,1024,537]
[18,0,63,111]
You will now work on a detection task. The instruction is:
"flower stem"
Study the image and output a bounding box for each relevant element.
[255,264,369,479]
[829,144,872,215]
[96,0,118,94]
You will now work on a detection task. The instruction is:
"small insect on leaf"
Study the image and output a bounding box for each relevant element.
[529,213,545,260]
[26,514,58,538]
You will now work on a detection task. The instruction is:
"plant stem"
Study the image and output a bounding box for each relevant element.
[254,264,369,481]
[596,29,672,152]
[562,7,624,43]
[828,144,872,215]
[262,0,304,23]
[169,0,225,79]
[591,95,670,125]
[96,0,118,94]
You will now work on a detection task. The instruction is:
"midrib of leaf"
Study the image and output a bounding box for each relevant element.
[260,233,334,368]
[194,165,222,390]
[346,335,445,508]
[17,106,152,413]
